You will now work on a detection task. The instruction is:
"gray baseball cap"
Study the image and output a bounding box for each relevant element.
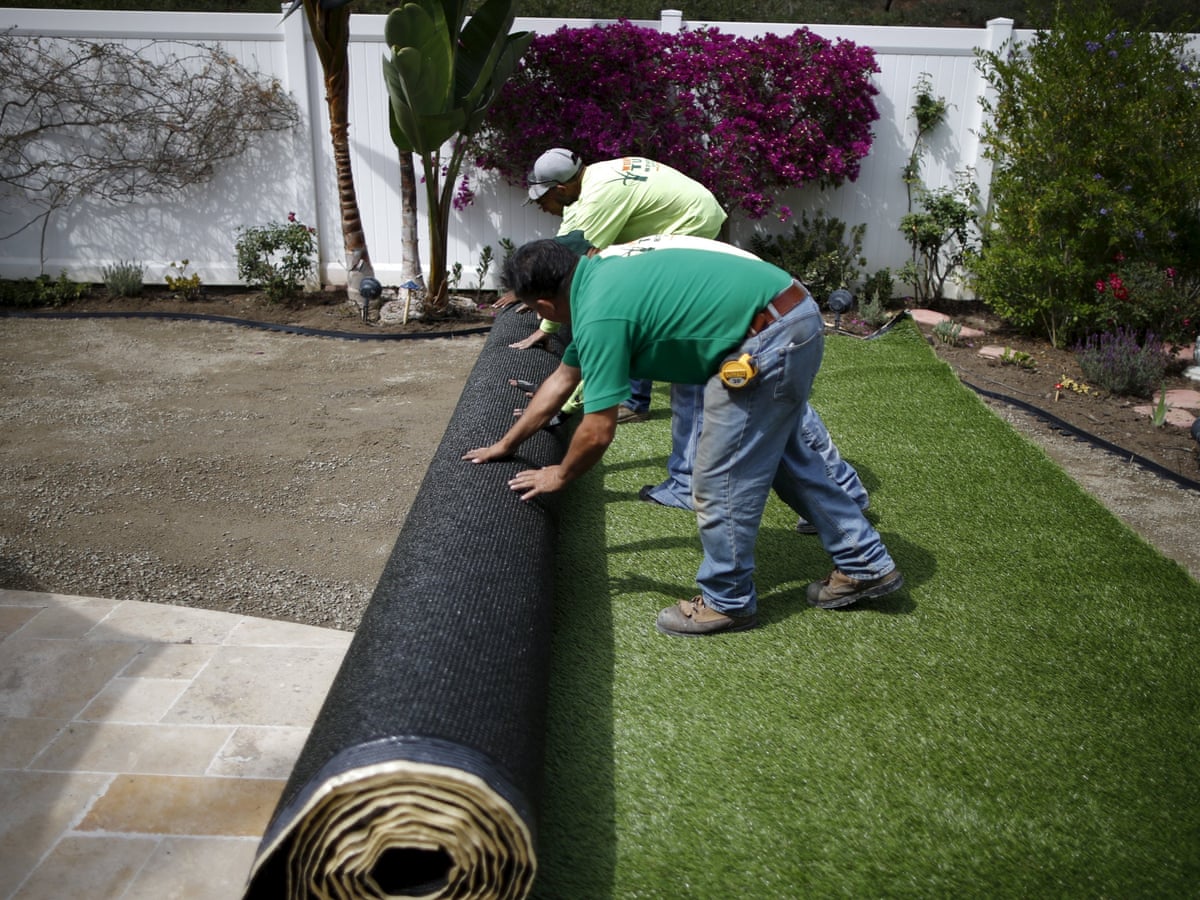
[526,148,583,201]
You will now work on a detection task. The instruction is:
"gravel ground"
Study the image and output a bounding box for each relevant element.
[0,317,487,630]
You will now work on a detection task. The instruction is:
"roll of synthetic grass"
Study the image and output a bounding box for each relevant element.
[244,307,569,899]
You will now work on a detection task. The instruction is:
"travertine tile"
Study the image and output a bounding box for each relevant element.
[33,722,233,776]
[16,598,119,639]
[120,641,217,679]
[0,590,94,607]
[165,644,345,727]
[209,725,312,779]
[11,834,158,900]
[86,600,243,645]
[79,676,189,723]
[0,716,66,769]
[0,605,42,641]
[228,615,353,649]
[0,637,139,719]
[0,590,47,607]
[124,836,260,900]
[78,774,285,837]
[0,770,112,897]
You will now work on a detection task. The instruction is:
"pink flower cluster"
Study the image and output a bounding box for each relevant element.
[474,21,880,220]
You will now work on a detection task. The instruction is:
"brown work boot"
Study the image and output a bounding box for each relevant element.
[616,405,649,424]
[656,596,757,637]
[806,568,904,609]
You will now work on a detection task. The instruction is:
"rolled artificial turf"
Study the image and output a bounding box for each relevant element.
[245,307,569,900]
[535,319,1200,898]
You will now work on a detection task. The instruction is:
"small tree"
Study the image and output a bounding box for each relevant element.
[382,0,532,317]
[970,1,1200,346]
[0,34,299,272]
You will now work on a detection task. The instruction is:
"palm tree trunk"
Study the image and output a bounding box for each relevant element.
[307,1,376,317]
[324,59,376,315]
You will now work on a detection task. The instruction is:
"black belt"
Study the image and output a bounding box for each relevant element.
[747,282,809,337]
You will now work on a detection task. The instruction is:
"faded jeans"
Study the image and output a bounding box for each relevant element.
[642,387,870,515]
[692,296,896,615]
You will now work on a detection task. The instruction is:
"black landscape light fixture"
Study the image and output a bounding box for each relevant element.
[359,275,383,322]
[826,287,854,331]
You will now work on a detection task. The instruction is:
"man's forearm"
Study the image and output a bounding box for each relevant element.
[497,364,579,451]
[557,409,617,482]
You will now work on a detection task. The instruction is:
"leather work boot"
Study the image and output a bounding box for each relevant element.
[806,568,904,609]
[656,596,757,637]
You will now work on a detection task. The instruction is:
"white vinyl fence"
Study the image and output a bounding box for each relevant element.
[0,7,1067,294]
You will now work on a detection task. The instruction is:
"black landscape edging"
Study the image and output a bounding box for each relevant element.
[962,378,1200,494]
[0,308,493,341]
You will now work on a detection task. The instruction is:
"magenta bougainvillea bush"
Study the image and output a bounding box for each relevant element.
[472,21,880,220]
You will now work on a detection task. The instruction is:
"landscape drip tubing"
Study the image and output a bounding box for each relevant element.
[0,308,493,340]
[243,306,569,900]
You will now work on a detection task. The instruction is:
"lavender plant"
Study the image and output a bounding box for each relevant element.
[1074,326,1172,397]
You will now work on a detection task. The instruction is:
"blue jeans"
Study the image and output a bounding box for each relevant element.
[639,383,704,510]
[692,297,896,616]
[642,386,870,515]
[623,378,653,414]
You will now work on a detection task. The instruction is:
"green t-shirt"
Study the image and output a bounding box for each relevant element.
[561,250,794,412]
[559,158,727,249]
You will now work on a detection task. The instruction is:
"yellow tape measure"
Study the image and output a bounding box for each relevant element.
[719,353,758,388]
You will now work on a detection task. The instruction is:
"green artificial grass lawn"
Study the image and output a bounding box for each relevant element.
[533,319,1200,898]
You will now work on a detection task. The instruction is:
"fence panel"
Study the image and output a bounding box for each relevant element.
[0,8,1057,295]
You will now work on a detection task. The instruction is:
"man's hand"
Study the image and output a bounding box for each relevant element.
[491,290,523,310]
[508,329,549,351]
[508,465,568,500]
[462,443,511,464]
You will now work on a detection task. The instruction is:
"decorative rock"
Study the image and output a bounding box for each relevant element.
[908,308,984,338]
[1133,405,1199,428]
[1164,389,1200,410]
[907,308,950,326]
[379,299,414,324]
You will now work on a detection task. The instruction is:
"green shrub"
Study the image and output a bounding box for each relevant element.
[0,272,89,308]
[969,1,1200,347]
[899,177,979,305]
[858,267,895,327]
[235,213,317,302]
[749,211,867,302]
[1074,326,1171,397]
[102,259,145,297]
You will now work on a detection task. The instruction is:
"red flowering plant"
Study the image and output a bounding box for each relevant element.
[471,20,879,221]
[1094,252,1199,347]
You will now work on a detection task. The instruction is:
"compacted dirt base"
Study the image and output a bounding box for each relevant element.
[0,315,488,629]
[1,295,1197,633]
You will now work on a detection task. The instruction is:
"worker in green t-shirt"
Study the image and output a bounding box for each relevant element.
[465,240,903,637]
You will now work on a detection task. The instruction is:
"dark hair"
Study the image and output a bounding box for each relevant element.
[502,239,579,302]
